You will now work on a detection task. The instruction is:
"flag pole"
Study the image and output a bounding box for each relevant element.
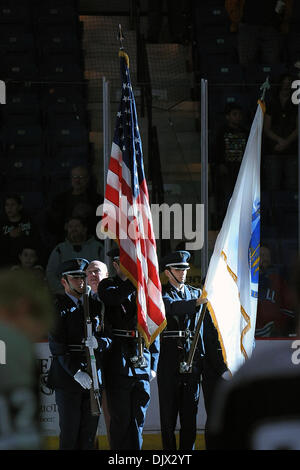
[259,76,270,102]
[118,24,125,50]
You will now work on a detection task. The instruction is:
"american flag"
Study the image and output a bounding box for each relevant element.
[101,50,166,346]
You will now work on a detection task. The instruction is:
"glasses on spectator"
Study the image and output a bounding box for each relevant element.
[72,175,88,180]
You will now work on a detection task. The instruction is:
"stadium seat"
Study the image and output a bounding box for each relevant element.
[196,33,238,61]
[2,101,41,125]
[193,1,230,35]
[0,31,35,54]
[4,147,45,162]
[205,63,244,84]
[1,155,44,193]
[0,4,31,25]
[33,4,78,25]
[33,5,80,35]
[37,32,82,64]
[199,50,238,77]
[5,90,39,106]
[39,62,83,82]
[194,2,229,25]
[40,85,86,108]
[0,52,38,80]
[244,63,288,85]
[44,101,88,128]
[3,124,44,154]
[5,154,42,177]
[46,122,89,157]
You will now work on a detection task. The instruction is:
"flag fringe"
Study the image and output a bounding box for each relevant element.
[120,260,166,348]
[203,250,253,373]
[202,287,229,372]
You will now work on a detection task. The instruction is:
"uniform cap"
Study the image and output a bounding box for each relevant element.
[57,258,89,277]
[160,250,191,271]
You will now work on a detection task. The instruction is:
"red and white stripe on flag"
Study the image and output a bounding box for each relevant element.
[101,50,166,346]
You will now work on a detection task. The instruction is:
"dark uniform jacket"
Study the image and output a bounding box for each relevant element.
[160,282,227,376]
[47,292,112,392]
[98,275,160,380]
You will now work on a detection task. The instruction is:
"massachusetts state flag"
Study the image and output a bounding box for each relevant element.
[101,50,166,347]
[203,101,264,374]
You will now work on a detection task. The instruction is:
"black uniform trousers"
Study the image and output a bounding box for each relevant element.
[157,366,200,450]
[106,375,151,450]
[55,388,99,450]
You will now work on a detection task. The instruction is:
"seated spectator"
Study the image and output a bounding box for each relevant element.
[212,103,249,227]
[255,244,295,337]
[0,194,43,268]
[225,0,293,65]
[263,73,298,191]
[46,216,104,294]
[46,165,103,242]
[11,245,45,280]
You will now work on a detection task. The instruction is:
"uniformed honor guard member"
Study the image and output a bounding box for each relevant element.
[47,258,111,450]
[157,250,229,450]
[97,248,160,450]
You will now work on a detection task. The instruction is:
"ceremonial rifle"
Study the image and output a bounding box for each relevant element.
[83,284,102,416]
[179,299,207,374]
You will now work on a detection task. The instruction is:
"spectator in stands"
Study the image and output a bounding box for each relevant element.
[212,103,249,227]
[11,245,45,280]
[46,216,104,294]
[86,260,108,295]
[263,73,298,191]
[0,194,43,268]
[225,0,293,65]
[47,165,102,243]
[255,244,295,337]
[147,0,188,44]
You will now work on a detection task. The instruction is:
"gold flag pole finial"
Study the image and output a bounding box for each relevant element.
[260,76,270,102]
[118,24,124,50]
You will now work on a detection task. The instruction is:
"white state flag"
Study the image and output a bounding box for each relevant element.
[203,101,264,375]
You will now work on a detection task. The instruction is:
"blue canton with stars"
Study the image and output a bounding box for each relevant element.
[113,52,146,198]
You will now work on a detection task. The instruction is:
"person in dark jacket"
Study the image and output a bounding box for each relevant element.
[47,257,111,450]
[0,194,43,268]
[158,250,229,450]
[97,248,160,450]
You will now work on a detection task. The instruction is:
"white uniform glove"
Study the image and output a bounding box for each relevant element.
[221,370,232,381]
[74,370,92,389]
[85,335,98,350]
[150,370,156,382]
